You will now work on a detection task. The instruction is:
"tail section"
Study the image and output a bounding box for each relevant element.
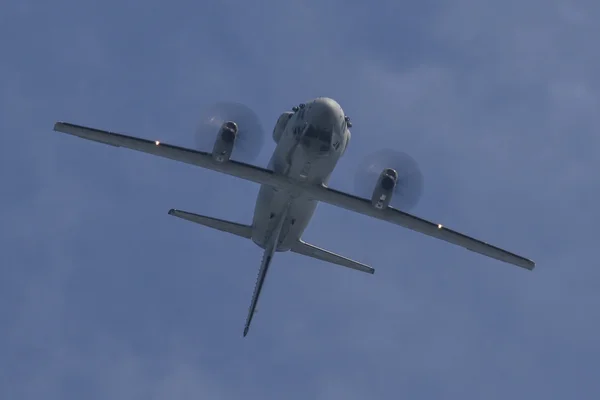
[290,240,374,274]
[243,204,290,337]
[168,209,252,238]
[168,207,372,337]
[243,247,275,337]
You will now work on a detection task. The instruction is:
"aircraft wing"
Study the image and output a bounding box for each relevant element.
[303,186,535,270]
[53,122,534,270]
[53,122,284,188]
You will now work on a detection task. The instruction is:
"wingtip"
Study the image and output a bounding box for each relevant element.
[53,121,76,133]
[168,209,176,215]
[243,327,249,337]
[517,258,535,271]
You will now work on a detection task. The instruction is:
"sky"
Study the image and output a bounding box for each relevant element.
[1,0,599,398]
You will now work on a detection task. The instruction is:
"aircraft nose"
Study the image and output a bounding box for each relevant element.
[299,98,345,155]
[311,98,344,130]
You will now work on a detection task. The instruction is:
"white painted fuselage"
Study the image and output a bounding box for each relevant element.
[251,97,350,251]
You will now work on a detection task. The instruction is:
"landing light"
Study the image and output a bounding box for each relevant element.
[438,224,443,229]
[155,140,160,145]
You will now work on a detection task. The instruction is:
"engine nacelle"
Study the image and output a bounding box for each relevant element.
[371,168,398,209]
[272,111,293,143]
[212,121,238,162]
[342,129,351,154]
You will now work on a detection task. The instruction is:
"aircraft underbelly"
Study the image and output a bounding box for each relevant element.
[251,142,334,251]
[251,186,317,251]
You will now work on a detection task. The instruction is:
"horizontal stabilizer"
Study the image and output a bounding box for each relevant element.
[291,240,374,274]
[168,209,253,239]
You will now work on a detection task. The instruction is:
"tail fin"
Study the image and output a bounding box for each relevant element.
[168,209,252,238]
[290,240,374,274]
[243,204,290,337]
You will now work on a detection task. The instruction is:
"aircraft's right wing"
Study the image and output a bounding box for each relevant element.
[54,122,534,270]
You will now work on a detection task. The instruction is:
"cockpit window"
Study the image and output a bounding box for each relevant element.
[301,125,333,154]
[304,125,320,139]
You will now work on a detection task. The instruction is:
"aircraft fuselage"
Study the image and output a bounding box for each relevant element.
[251,97,350,251]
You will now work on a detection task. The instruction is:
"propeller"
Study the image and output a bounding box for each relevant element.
[354,149,424,211]
[194,102,265,163]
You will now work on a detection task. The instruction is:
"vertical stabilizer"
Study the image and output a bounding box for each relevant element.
[243,204,290,337]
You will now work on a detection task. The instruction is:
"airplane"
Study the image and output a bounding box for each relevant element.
[52,97,535,337]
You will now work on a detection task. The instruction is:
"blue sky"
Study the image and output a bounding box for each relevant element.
[2,0,599,398]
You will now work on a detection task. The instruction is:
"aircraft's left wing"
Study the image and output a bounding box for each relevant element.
[54,122,534,270]
[53,122,284,188]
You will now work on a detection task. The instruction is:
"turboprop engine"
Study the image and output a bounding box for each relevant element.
[272,111,294,143]
[354,149,424,211]
[371,168,398,209]
[195,102,265,163]
[212,121,238,162]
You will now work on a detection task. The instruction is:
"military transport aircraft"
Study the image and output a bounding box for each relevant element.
[53,97,535,336]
